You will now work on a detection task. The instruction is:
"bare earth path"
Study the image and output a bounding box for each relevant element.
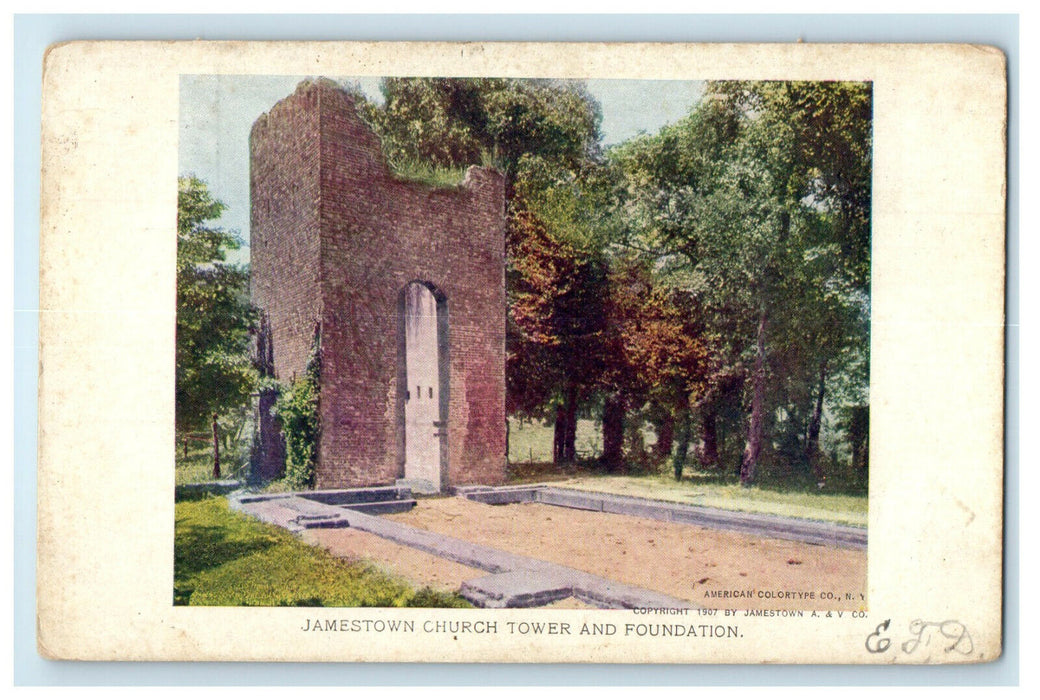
[378,498,866,610]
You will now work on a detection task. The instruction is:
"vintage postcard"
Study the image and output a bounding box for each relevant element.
[37,41,1005,663]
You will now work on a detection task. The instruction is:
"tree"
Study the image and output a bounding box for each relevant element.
[610,94,769,480]
[597,257,711,474]
[711,82,872,481]
[364,77,873,483]
[611,82,871,484]
[506,206,607,462]
[176,176,257,440]
[368,78,602,189]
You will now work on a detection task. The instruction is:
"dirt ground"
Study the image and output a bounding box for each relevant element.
[309,497,866,610]
[302,527,486,591]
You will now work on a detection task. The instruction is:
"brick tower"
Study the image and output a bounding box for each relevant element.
[250,79,507,491]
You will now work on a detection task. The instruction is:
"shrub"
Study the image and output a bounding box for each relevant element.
[275,331,321,489]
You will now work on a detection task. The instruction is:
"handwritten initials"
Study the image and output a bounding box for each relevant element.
[901,619,973,655]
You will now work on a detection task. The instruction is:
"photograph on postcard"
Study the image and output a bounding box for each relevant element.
[175,75,870,612]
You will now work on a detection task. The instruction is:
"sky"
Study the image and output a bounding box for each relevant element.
[179,75,705,263]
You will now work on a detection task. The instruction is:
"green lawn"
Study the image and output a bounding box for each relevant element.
[174,495,470,607]
[553,473,867,527]
[506,417,867,527]
[176,440,251,485]
[508,418,604,463]
[176,446,218,485]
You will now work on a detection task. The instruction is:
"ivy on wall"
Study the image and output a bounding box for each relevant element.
[275,328,322,490]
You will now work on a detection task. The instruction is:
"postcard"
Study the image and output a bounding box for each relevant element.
[37,41,1005,663]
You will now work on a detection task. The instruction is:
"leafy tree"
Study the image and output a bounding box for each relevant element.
[611,82,871,484]
[610,96,760,478]
[713,82,872,481]
[597,257,711,473]
[363,77,872,486]
[176,176,257,439]
[712,81,872,288]
[506,206,607,462]
[367,78,602,188]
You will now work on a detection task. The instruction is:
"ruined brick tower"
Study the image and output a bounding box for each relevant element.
[250,79,507,491]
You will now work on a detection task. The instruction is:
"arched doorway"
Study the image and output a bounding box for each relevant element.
[399,281,448,491]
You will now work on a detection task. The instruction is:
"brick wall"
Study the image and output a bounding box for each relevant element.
[251,80,506,489]
[250,85,323,384]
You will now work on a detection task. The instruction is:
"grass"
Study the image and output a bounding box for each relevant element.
[506,417,867,527]
[176,447,218,485]
[174,496,470,607]
[176,442,250,485]
[389,161,469,189]
[508,418,604,463]
[554,472,867,527]
[175,441,299,494]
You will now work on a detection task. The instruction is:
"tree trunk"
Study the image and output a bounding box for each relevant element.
[806,361,827,481]
[654,412,675,460]
[562,382,578,462]
[601,394,625,471]
[700,408,719,468]
[212,413,221,480]
[505,417,511,465]
[740,307,767,486]
[553,403,566,464]
[849,406,869,472]
[672,409,691,481]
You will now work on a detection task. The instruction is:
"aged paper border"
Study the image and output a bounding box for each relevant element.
[36,40,1005,665]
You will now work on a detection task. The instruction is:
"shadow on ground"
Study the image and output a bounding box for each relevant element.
[173,519,277,604]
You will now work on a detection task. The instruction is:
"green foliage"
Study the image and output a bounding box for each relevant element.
[175,443,217,485]
[176,176,257,435]
[514,154,626,256]
[610,81,872,482]
[710,81,873,287]
[174,497,470,607]
[389,160,469,189]
[366,78,602,181]
[274,333,322,490]
[505,207,608,420]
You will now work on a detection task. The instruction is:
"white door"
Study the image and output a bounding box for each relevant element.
[404,283,441,486]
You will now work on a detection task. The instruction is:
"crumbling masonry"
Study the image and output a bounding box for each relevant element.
[250,79,507,491]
